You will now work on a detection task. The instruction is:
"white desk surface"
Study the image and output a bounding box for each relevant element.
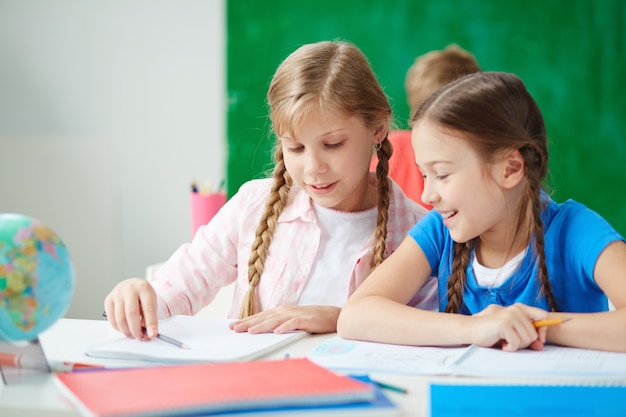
[3,319,622,417]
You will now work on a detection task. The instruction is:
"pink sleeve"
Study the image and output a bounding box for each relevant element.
[152,191,243,318]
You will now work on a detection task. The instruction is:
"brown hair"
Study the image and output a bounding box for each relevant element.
[405,44,481,119]
[411,71,559,314]
[239,41,394,318]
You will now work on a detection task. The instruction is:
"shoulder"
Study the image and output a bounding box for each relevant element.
[225,178,276,215]
[407,210,449,273]
[232,178,274,203]
[236,178,274,195]
[544,198,617,233]
[543,197,624,253]
[409,209,445,240]
[388,179,428,221]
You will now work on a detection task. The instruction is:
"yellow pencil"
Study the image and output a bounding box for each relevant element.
[533,317,572,328]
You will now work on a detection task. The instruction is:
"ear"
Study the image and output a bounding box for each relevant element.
[500,149,526,189]
[373,119,389,144]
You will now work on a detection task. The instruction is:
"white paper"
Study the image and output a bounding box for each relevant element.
[453,344,626,378]
[308,336,626,379]
[86,316,307,363]
[308,336,467,375]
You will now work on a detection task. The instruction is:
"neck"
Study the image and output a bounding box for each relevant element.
[477,196,532,269]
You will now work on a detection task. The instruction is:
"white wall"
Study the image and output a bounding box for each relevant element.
[0,0,225,319]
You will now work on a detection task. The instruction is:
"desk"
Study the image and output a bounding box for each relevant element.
[3,319,623,416]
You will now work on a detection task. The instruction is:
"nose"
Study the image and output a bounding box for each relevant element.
[421,178,439,205]
[304,150,328,176]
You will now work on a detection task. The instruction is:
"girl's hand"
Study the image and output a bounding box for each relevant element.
[103,278,159,341]
[229,305,341,334]
[470,303,549,351]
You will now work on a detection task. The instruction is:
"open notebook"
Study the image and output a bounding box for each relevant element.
[86,316,307,363]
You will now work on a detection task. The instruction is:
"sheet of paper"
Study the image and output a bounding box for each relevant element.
[309,336,626,379]
[308,336,467,375]
[453,344,626,378]
[86,316,307,363]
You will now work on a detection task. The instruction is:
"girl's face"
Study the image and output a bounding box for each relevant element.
[280,107,385,212]
[412,119,511,244]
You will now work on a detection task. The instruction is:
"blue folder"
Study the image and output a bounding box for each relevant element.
[431,384,626,417]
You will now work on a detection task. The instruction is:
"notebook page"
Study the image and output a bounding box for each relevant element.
[86,316,307,363]
[453,344,626,379]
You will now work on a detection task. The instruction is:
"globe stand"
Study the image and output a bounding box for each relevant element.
[0,338,51,385]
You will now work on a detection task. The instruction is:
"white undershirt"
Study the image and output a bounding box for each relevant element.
[472,249,527,288]
[298,203,377,307]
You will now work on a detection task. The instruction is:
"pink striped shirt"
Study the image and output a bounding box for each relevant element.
[152,176,438,318]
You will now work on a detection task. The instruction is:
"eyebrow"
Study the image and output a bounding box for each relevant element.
[278,128,350,142]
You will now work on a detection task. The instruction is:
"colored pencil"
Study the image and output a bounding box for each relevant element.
[533,317,572,328]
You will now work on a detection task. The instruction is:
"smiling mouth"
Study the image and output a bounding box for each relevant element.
[310,183,334,190]
[440,210,458,219]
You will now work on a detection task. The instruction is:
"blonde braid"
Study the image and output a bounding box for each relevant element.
[239,145,292,318]
[370,136,392,269]
[446,240,474,313]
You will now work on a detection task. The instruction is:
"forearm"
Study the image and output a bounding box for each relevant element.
[547,309,626,352]
[338,295,473,346]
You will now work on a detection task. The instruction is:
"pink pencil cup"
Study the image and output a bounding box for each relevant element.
[190,192,227,238]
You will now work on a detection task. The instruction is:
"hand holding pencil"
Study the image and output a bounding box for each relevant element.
[473,304,573,352]
[103,278,188,348]
[101,311,189,350]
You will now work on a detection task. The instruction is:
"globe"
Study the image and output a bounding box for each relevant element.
[0,213,74,341]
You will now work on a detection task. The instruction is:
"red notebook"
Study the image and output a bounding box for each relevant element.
[54,358,375,417]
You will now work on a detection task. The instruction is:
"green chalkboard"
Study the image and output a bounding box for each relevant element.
[227,0,626,235]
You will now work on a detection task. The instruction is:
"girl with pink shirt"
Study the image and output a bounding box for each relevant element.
[104,40,437,340]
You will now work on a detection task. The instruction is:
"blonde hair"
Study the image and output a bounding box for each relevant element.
[405,44,481,119]
[239,40,394,318]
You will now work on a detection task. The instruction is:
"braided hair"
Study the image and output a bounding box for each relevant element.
[411,72,559,314]
[239,41,394,318]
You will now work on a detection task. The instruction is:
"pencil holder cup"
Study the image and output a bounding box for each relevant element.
[190,192,226,238]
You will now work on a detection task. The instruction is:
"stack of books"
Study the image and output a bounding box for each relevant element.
[54,357,397,416]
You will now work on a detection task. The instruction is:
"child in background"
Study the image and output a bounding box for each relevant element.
[339,72,626,352]
[370,44,481,208]
[104,40,437,341]
[405,44,481,117]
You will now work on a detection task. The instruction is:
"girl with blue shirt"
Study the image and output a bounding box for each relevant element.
[338,71,626,352]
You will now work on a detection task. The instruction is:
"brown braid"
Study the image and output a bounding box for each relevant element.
[370,136,393,269]
[446,240,475,313]
[239,144,292,318]
[520,146,559,312]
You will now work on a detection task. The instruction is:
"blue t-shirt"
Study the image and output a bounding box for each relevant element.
[409,198,624,314]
